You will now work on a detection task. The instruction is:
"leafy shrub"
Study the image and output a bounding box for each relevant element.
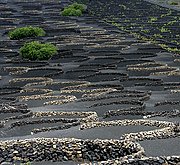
[61,8,82,16]
[61,2,86,16]
[9,26,46,40]
[20,41,58,60]
[169,1,178,5]
[69,2,87,12]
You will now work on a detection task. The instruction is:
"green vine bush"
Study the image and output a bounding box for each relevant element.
[20,41,58,61]
[61,3,87,16]
[9,26,46,40]
[169,1,178,5]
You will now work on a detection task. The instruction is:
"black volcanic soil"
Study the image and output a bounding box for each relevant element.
[0,0,179,164]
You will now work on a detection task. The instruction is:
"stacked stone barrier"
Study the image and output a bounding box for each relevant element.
[155,100,180,107]
[80,119,179,141]
[151,70,180,76]
[104,109,180,118]
[89,100,144,108]
[100,155,180,165]
[0,0,179,164]
[33,111,98,123]
[31,122,80,134]
[80,119,175,130]
[0,138,144,163]
[79,90,150,102]
[9,118,79,129]
[3,66,29,75]
[9,77,53,87]
[31,111,98,134]
[122,127,178,141]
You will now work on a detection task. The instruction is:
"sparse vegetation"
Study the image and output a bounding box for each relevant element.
[153,34,163,38]
[159,27,170,33]
[8,26,46,40]
[61,8,82,16]
[141,29,150,33]
[61,2,87,16]
[148,17,158,23]
[169,1,178,5]
[19,41,58,61]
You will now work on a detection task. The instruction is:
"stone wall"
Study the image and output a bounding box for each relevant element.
[0,138,144,163]
[100,155,180,165]
[80,119,179,141]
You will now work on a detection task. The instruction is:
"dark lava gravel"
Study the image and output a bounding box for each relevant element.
[0,0,179,164]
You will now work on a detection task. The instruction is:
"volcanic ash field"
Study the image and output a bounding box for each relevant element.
[0,0,179,164]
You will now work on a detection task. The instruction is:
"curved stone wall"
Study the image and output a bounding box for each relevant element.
[0,138,144,163]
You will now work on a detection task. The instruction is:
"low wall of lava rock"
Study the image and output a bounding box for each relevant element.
[0,138,144,163]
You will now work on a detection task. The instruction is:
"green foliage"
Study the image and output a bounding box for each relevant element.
[61,8,82,16]
[148,17,158,23]
[20,41,58,61]
[8,26,46,40]
[169,1,178,5]
[153,33,163,38]
[69,2,86,12]
[141,29,150,33]
[160,27,170,33]
[61,2,86,16]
